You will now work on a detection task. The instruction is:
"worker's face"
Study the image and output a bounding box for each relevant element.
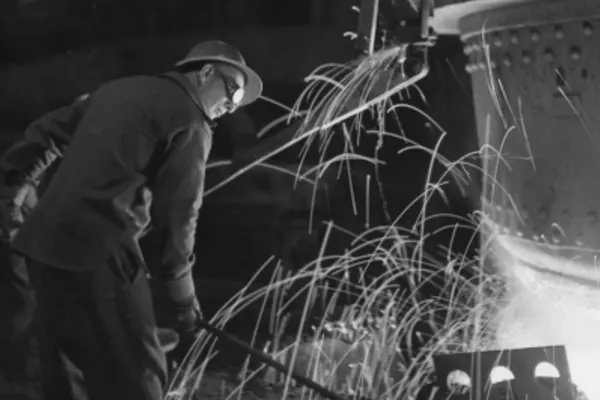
[197,64,246,120]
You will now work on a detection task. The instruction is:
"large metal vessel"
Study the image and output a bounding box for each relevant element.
[433,1,600,396]
[435,0,600,282]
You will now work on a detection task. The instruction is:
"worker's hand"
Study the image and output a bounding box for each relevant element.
[164,298,203,367]
[0,198,23,244]
[0,182,37,244]
[177,296,203,336]
[150,273,203,363]
[155,294,203,333]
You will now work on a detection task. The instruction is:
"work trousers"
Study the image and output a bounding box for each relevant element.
[28,248,167,400]
[0,242,35,379]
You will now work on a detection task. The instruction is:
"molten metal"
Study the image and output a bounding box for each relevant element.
[435,0,600,397]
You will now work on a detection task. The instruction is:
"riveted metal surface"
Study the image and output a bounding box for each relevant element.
[458,0,600,267]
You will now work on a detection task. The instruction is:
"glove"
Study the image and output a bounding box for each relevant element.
[149,269,201,327]
[0,182,36,244]
[0,197,23,244]
[174,296,203,335]
[150,272,203,367]
[160,297,203,368]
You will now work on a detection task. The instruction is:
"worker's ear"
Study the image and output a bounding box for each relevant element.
[199,64,215,84]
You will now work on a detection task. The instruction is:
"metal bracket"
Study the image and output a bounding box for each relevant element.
[355,0,437,78]
[356,0,437,50]
[430,345,577,400]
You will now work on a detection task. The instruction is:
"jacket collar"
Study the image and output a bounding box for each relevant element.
[157,72,216,129]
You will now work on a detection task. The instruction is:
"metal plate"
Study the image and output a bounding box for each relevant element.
[433,346,574,400]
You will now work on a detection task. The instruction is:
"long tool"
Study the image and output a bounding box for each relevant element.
[193,317,347,400]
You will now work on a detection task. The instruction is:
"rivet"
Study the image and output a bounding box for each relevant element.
[510,31,519,44]
[472,44,481,53]
[522,51,532,64]
[544,48,555,62]
[517,231,524,237]
[465,64,474,73]
[570,46,582,60]
[575,240,584,247]
[551,224,564,244]
[583,22,594,36]
[533,234,540,242]
[477,61,487,70]
[582,68,589,79]
[493,35,503,47]
[503,227,511,235]
[468,54,476,66]
[531,29,541,41]
[464,45,472,55]
[503,54,512,67]
[555,25,565,39]
[539,207,548,221]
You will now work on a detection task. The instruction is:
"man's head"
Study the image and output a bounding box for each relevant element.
[175,41,263,120]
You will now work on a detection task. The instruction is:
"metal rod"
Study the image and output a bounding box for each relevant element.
[368,0,381,55]
[194,317,347,400]
[356,0,381,55]
[420,0,434,40]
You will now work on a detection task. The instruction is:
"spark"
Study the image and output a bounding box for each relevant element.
[205,44,429,245]
[475,32,600,400]
[163,32,579,400]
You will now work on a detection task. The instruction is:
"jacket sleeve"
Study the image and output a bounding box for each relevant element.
[146,123,211,311]
[0,93,92,196]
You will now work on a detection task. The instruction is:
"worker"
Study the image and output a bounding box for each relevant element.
[0,88,261,381]
[0,92,92,382]
[0,201,34,382]
[0,40,262,400]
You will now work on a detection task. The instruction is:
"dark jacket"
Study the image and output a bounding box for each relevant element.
[0,92,92,232]
[0,93,92,190]
[6,72,212,306]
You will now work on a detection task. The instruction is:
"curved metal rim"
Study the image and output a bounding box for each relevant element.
[495,235,600,286]
[431,0,535,35]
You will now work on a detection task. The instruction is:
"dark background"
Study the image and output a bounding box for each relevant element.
[0,0,481,308]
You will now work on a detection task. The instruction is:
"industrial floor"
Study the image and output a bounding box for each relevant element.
[0,336,306,400]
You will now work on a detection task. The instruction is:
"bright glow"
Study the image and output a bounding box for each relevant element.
[493,234,600,400]
[490,365,515,384]
[232,88,244,105]
[447,370,472,393]
[535,362,560,379]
